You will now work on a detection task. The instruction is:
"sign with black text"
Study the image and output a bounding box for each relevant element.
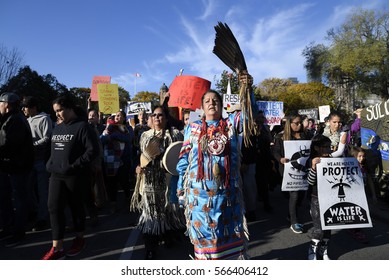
[317,157,372,230]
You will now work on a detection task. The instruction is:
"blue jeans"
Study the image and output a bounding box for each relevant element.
[0,170,30,234]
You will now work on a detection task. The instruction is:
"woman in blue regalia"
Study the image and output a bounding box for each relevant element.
[176,73,256,260]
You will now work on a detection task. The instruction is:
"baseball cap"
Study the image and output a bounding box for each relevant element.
[0,92,20,103]
[21,96,39,108]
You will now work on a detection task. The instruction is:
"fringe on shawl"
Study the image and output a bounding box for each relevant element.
[130,168,185,235]
[182,147,250,260]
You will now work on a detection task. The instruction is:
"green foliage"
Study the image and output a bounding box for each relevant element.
[68,87,90,109]
[118,86,130,110]
[132,90,160,106]
[256,78,292,101]
[302,43,329,83]
[254,79,335,115]
[0,66,67,120]
[303,8,389,101]
[279,82,335,115]
[214,70,258,98]
[214,70,239,94]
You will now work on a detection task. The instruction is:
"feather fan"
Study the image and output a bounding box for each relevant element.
[213,22,256,146]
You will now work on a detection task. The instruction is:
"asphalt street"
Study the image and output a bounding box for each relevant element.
[0,186,388,260]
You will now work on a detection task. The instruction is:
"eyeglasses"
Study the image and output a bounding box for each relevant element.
[151,113,164,118]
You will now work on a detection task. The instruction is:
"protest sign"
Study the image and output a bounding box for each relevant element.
[281,140,311,191]
[317,157,372,230]
[298,108,319,121]
[256,101,284,125]
[91,76,111,101]
[168,75,211,110]
[97,84,119,114]
[318,105,331,122]
[127,102,152,115]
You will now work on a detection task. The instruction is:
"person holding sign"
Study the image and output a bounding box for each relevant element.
[306,134,333,260]
[176,73,256,260]
[273,113,308,234]
[100,111,134,213]
[321,111,347,157]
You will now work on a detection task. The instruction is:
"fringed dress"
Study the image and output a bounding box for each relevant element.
[130,128,185,236]
[176,112,249,260]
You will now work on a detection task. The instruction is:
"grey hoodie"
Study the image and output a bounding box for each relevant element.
[28,112,53,161]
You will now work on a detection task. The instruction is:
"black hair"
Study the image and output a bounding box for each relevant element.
[201,89,222,108]
[327,111,342,121]
[309,134,331,159]
[52,94,87,121]
[52,94,77,110]
[88,108,99,114]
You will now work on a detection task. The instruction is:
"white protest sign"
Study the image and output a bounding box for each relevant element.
[317,157,372,230]
[257,101,284,125]
[126,102,152,115]
[281,140,311,191]
[319,105,331,123]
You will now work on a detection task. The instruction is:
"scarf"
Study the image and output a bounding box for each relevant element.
[322,125,341,149]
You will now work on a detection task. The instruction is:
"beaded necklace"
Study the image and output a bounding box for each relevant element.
[196,118,231,188]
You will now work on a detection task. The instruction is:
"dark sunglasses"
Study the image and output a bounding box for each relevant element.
[151,113,164,118]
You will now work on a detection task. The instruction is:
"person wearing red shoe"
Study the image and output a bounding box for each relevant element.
[42,94,99,260]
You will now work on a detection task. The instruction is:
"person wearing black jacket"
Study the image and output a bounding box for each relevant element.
[0,92,34,247]
[42,95,99,260]
[273,113,308,234]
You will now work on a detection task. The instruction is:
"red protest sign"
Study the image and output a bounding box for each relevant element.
[90,76,111,101]
[168,75,211,110]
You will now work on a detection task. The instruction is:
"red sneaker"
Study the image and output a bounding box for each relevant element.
[66,237,85,257]
[41,247,65,260]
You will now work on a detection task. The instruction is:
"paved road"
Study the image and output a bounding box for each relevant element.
[1,187,388,260]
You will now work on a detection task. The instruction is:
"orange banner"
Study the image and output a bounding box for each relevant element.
[168,75,211,110]
[91,76,111,101]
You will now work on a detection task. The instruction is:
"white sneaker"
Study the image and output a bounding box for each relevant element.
[319,245,331,260]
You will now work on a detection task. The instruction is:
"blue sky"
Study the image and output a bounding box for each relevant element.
[1,0,387,98]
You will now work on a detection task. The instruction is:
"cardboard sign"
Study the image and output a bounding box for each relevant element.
[298,108,319,120]
[360,100,389,173]
[97,84,119,114]
[256,101,284,125]
[91,76,111,101]
[223,94,240,112]
[317,157,372,230]
[168,75,211,110]
[319,105,331,123]
[281,140,311,191]
[126,102,152,115]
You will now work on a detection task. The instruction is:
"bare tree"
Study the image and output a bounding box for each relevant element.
[0,44,24,87]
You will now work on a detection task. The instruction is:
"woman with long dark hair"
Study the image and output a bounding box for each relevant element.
[273,113,308,234]
[42,94,99,260]
[176,73,256,260]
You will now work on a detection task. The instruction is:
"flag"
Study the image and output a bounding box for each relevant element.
[134,73,141,78]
